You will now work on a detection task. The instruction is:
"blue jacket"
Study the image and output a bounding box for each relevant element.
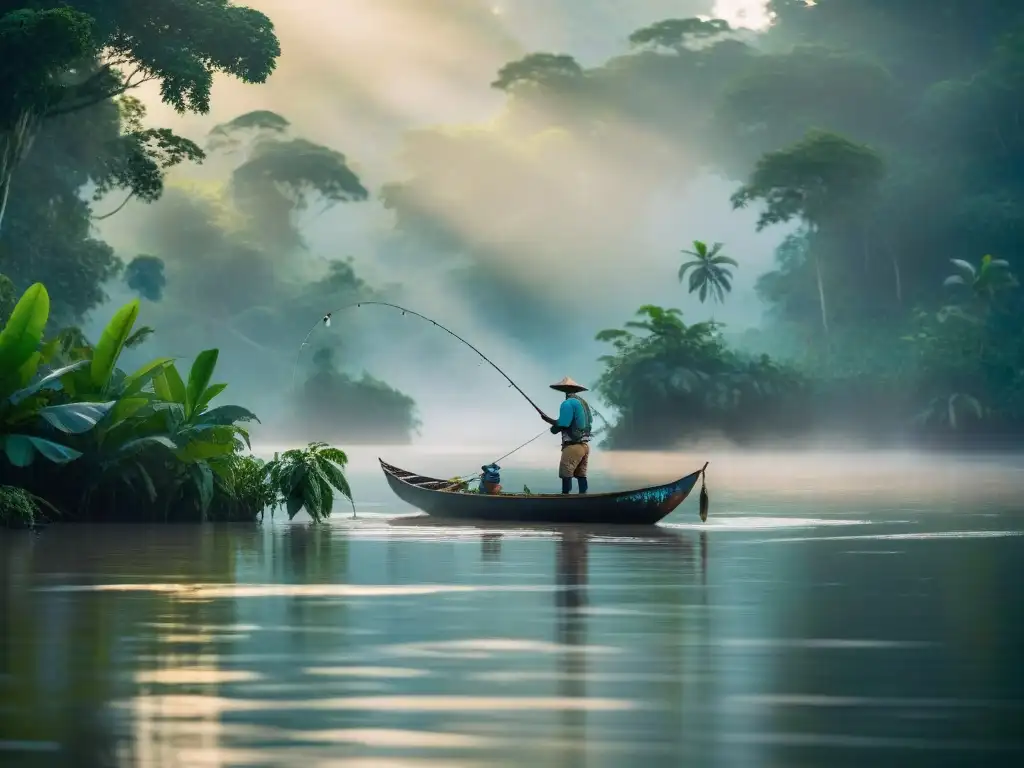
[552,396,592,442]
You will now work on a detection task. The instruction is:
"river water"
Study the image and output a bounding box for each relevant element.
[1,450,1023,767]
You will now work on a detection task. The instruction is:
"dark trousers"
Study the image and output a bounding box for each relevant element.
[562,477,588,494]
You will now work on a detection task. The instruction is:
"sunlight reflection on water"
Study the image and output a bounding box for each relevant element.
[3,450,1024,767]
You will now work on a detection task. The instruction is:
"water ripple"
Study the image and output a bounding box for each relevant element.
[122,694,641,715]
[664,516,873,531]
[304,667,432,679]
[380,638,621,659]
[726,731,1024,752]
[746,530,1024,544]
[726,694,1023,709]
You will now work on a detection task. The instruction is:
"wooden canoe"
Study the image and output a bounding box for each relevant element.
[379,459,707,525]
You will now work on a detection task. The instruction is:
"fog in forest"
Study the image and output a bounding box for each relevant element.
[11,0,1022,456]
[84,0,783,448]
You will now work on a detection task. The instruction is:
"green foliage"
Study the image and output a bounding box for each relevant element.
[0,281,356,527]
[0,281,48,373]
[266,442,354,522]
[0,7,95,124]
[0,484,37,528]
[8,1,1024,451]
[2,1,279,122]
[595,305,807,447]
[491,53,584,91]
[461,6,1024,446]
[124,256,166,301]
[210,453,277,521]
[0,284,113,470]
[730,130,886,337]
[0,273,15,325]
[90,97,204,210]
[119,113,375,361]
[731,130,886,231]
[628,18,733,51]
[0,0,281,321]
[678,241,737,305]
[716,46,895,165]
[208,110,290,148]
[291,346,420,445]
[943,255,1018,302]
[231,137,368,213]
[91,299,139,388]
[914,393,985,431]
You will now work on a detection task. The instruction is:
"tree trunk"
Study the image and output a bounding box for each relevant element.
[812,251,829,336]
[879,240,903,305]
[0,172,11,237]
[0,110,41,237]
[861,225,870,271]
[891,254,903,305]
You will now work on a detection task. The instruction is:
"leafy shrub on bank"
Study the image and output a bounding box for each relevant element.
[0,283,353,526]
[595,305,808,447]
[0,486,39,528]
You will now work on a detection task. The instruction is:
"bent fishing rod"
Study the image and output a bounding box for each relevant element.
[292,301,552,420]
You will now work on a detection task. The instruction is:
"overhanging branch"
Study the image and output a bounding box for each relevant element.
[91,192,135,220]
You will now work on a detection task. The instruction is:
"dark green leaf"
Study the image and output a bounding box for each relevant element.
[195,404,259,426]
[90,300,139,389]
[285,493,304,520]
[116,435,177,457]
[1,434,81,466]
[185,349,219,418]
[8,359,89,405]
[39,401,115,434]
[190,462,214,518]
[154,364,187,404]
[122,357,174,396]
[0,283,50,374]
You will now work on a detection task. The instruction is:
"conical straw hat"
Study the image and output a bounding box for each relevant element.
[550,376,587,392]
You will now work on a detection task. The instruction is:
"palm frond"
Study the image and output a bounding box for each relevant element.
[677,261,699,281]
[948,258,976,278]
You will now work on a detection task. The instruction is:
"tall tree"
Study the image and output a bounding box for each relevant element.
[0,6,93,230]
[731,130,886,335]
[0,0,281,233]
[627,17,734,52]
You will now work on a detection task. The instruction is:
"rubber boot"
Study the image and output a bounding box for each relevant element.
[561,477,572,494]
[577,477,588,495]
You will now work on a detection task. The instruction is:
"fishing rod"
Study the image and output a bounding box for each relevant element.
[293,300,614,487]
[292,301,552,420]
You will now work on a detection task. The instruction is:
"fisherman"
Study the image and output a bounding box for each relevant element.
[541,376,593,494]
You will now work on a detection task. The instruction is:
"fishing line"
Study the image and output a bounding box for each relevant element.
[291,301,550,419]
[442,414,612,491]
[293,300,616,491]
[439,428,550,490]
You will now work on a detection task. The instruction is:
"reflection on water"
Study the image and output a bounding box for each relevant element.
[1,460,1023,767]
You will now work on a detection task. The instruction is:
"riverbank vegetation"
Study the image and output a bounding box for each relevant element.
[577,2,1024,449]
[1,2,420,446]
[368,2,1024,448]
[0,283,352,528]
[4,1,1023,459]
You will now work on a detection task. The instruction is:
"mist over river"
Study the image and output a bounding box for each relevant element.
[2,450,1022,767]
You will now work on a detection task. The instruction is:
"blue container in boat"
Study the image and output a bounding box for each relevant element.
[479,463,501,493]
